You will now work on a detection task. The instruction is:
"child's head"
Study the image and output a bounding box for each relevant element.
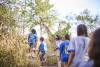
[55,35,61,41]
[40,37,44,42]
[89,28,100,66]
[77,24,88,37]
[65,34,70,40]
[31,29,36,34]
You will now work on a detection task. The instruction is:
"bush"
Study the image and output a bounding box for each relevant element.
[0,33,41,67]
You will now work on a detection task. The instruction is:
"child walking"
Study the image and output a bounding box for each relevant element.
[67,24,89,67]
[39,37,47,62]
[59,34,70,67]
[28,29,38,52]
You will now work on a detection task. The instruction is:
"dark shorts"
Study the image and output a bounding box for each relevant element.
[29,43,36,48]
[39,51,45,61]
[29,43,33,48]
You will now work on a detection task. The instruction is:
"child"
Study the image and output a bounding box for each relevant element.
[59,34,70,67]
[39,37,47,62]
[78,28,100,67]
[55,35,63,50]
[55,35,63,55]
[55,35,63,67]
[28,29,38,52]
[67,24,89,67]
[81,28,100,67]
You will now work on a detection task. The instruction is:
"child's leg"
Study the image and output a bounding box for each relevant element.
[61,62,67,67]
[40,51,45,61]
[39,52,43,61]
[40,53,42,61]
[32,44,37,54]
[58,60,61,67]
[64,62,67,67]
[29,44,33,52]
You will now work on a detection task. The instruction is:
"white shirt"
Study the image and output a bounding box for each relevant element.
[56,40,63,48]
[68,36,90,66]
[42,42,48,52]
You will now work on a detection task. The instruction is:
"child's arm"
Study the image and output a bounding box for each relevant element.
[28,34,30,42]
[67,52,75,67]
[44,44,47,52]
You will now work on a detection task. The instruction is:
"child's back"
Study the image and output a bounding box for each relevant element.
[60,40,70,62]
[39,42,47,52]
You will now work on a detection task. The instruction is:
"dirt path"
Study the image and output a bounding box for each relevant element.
[41,65,57,67]
[42,66,57,67]
[26,51,58,67]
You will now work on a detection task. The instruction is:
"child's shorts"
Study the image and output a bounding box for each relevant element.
[29,43,33,48]
[29,43,36,48]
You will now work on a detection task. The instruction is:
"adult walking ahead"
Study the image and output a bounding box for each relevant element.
[28,29,38,52]
[67,24,90,67]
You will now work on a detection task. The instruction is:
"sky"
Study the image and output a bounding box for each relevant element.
[50,0,100,19]
[49,0,100,37]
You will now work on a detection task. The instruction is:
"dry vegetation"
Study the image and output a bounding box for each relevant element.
[0,32,59,67]
[0,32,41,67]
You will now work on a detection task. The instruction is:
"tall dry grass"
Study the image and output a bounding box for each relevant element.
[0,31,60,67]
[0,33,41,67]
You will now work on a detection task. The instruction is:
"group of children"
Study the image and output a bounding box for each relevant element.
[28,24,100,67]
[56,24,100,67]
[28,29,47,62]
[55,34,70,67]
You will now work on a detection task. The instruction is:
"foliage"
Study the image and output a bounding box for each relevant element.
[0,32,41,67]
[76,9,100,31]
[0,4,41,67]
[33,0,57,35]
[54,22,71,39]
[7,0,57,35]
[0,4,16,37]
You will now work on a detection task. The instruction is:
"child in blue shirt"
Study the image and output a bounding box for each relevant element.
[39,37,47,61]
[59,34,70,67]
[28,29,38,52]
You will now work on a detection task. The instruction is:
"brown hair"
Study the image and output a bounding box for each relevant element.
[65,34,70,40]
[89,28,100,67]
[55,35,62,40]
[31,29,36,34]
[77,24,88,37]
[40,37,44,41]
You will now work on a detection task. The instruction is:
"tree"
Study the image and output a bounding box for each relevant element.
[3,0,35,35]
[54,22,71,39]
[76,9,100,32]
[0,3,16,39]
[33,0,57,36]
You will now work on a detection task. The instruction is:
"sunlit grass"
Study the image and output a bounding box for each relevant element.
[0,33,58,67]
[0,33,41,67]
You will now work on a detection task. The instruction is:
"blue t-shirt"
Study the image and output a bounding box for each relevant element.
[28,33,37,45]
[39,42,47,52]
[59,40,69,62]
